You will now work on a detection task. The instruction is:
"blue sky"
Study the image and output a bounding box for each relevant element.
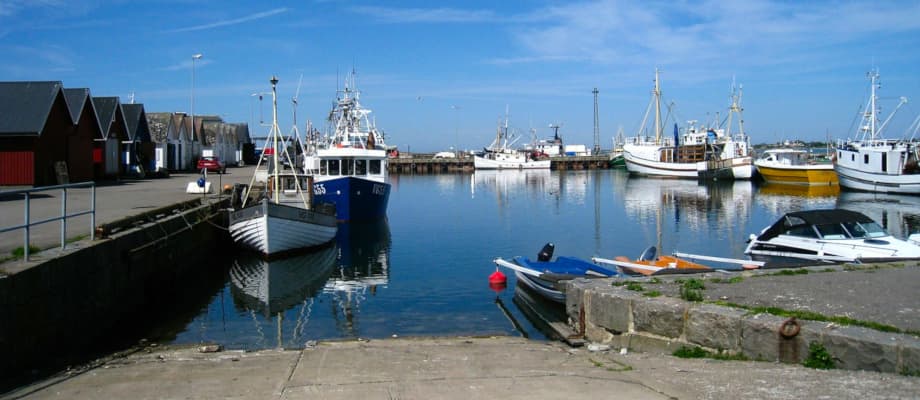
[2,1,920,152]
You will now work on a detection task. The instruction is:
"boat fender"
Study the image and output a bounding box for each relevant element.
[197,176,206,188]
[488,268,507,293]
[779,317,800,339]
[538,242,555,262]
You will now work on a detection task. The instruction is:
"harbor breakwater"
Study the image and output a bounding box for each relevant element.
[0,198,230,385]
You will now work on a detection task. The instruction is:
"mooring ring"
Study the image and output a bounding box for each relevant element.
[779,317,801,338]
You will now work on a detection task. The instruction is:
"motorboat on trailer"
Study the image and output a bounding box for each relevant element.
[744,209,920,263]
[493,243,618,303]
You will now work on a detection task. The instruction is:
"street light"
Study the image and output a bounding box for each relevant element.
[191,53,202,142]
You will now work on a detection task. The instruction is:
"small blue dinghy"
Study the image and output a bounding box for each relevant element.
[493,243,618,303]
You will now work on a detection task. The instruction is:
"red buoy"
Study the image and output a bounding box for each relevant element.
[488,269,507,293]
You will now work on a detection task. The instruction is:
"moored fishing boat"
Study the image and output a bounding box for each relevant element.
[623,70,752,180]
[309,71,391,221]
[474,111,551,170]
[228,76,337,257]
[834,69,920,194]
[754,148,838,186]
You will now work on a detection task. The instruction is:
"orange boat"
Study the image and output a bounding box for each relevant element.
[593,246,713,276]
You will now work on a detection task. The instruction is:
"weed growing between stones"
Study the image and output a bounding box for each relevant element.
[9,244,41,260]
[803,342,835,369]
[625,282,644,291]
[679,278,705,302]
[673,346,748,361]
[643,290,661,297]
[649,277,662,284]
[711,301,914,335]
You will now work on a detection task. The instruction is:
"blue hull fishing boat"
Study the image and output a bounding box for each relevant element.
[307,71,391,222]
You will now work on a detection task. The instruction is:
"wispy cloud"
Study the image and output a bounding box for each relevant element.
[0,0,64,17]
[349,6,497,23]
[162,58,212,72]
[492,0,920,75]
[165,7,289,33]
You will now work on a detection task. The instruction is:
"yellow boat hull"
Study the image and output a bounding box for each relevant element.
[755,164,838,186]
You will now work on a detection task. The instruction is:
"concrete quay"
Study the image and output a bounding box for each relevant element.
[565,263,920,375]
[5,336,919,400]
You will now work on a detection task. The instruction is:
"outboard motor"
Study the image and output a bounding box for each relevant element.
[537,242,555,262]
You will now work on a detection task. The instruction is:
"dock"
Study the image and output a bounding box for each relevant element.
[387,154,613,173]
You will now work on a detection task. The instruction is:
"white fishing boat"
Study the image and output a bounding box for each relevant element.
[744,209,920,263]
[834,69,920,194]
[229,76,337,257]
[474,110,551,170]
[623,70,752,180]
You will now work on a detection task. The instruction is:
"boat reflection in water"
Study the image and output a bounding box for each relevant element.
[229,245,338,348]
[470,169,556,200]
[623,177,752,234]
[755,182,839,216]
[323,220,391,337]
[837,191,920,240]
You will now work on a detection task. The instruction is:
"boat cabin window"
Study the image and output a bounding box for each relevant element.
[786,225,819,238]
[342,158,354,175]
[369,159,382,175]
[355,159,367,175]
[323,159,340,175]
[815,223,848,240]
[842,221,887,239]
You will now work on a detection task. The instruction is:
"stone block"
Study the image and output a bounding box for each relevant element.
[586,287,640,334]
[632,296,687,339]
[686,304,745,352]
[741,313,820,363]
[898,336,920,376]
[822,325,900,373]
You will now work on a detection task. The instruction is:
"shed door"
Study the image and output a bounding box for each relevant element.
[105,138,119,175]
[0,151,34,185]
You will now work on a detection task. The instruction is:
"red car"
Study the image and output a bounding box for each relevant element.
[197,156,227,174]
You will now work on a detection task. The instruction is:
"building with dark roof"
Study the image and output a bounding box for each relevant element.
[0,81,87,186]
[122,103,154,175]
[92,96,129,179]
[62,88,102,182]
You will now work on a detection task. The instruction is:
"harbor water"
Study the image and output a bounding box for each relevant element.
[157,169,920,349]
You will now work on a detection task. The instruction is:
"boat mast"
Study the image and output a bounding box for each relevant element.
[654,69,662,145]
[270,75,280,204]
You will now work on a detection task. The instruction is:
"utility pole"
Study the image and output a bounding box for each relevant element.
[592,87,600,155]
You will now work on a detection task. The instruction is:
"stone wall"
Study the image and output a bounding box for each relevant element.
[0,201,230,379]
[565,278,920,374]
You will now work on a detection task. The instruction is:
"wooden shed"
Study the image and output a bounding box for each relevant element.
[122,103,154,175]
[0,81,77,186]
[62,88,102,183]
[92,96,129,179]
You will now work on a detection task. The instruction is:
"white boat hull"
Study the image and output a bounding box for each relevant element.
[623,146,699,178]
[229,200,337,256]
[834,163,920,194]
[474,155,550,170]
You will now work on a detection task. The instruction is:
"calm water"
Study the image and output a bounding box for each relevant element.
[159,169,920,349]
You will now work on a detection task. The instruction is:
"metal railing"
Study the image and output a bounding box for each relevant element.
[0,182,96,261]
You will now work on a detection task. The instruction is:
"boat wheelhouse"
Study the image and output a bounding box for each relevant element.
[744,209,920,263]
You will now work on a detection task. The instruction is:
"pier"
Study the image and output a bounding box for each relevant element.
[387,153,613,173]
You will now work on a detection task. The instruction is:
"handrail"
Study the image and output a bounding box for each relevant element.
[0,182,96,261]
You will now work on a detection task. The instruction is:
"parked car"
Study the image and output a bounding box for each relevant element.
[433,151,457,159]
[197,156,227,174]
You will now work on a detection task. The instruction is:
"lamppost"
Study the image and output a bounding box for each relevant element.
[191,53,202,142]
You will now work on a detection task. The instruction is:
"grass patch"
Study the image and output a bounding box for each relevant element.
[673,346,748,361]
[679,278,705,302]
[761,269,809,277]
[643,290,662,297]
[625,282,644,291]
[10,245,41,259]
[803,342,835,369]
[712,300,913,335]
[709,277,723,283]
[649,277,662,284]
[727,276,744,284]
